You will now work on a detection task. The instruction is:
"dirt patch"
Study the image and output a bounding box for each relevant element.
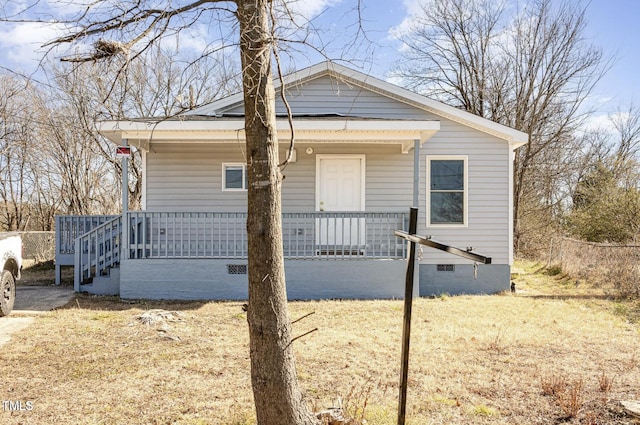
[18,261,73,287]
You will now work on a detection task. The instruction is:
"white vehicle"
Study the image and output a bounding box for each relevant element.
[0,233,22,316]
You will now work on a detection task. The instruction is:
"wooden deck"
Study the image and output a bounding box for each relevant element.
[55,211,408,288]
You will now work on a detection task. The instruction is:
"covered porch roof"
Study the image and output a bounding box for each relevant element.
[98,115,441,154]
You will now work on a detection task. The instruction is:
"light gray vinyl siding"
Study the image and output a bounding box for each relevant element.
[223,75,429,119]
[146,144,248,211]
[418,119,511,264]
[285,144,414,213]
[145,133,511,265]
[146,142,414,214]
[147,72,513,265]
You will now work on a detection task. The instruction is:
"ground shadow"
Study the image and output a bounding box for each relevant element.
[56,292,232,313]
[518,293,616,301]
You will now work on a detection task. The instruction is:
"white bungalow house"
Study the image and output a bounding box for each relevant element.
[54,61,527,300]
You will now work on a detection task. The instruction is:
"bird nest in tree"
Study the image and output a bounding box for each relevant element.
[62,39,128,62]
[93,39,127,58]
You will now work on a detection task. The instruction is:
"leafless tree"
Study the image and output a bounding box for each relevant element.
[1,44,242,231]
[0,74,42,230]
[611,103,640,163]
[39,45,241,213]
[2,0,369,423]
[395,0,609,252]
[563,105,640,243]
[396,0,507,119]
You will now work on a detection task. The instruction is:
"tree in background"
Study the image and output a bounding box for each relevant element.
[4,0,365,422]
[394,0,608,254]
[566,159,640,243]
[0,42,239,230]
[50,45,240,212]
[0,75,45,230]
[566,105,640,243]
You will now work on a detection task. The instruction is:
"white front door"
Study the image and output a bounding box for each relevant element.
[316,156,365,246]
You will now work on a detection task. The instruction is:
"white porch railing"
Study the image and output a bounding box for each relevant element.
[126,211,407,260]
[56,211,407,287]
[56,215,119,255]
[73,216,122,290]
[55,215,119,285]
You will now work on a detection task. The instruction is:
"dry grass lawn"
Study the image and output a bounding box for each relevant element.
[1,261,639,424]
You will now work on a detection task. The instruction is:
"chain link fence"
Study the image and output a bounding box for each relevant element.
[17,231,56,264]
[545,236,640,297]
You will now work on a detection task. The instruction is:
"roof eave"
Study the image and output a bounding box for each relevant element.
[97,118,441,153]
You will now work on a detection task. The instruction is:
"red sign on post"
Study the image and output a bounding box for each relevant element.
[116,146,131,158]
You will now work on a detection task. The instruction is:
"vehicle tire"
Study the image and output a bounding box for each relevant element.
[0,270,15,317]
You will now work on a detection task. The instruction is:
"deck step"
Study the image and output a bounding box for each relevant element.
[80,267,120,296]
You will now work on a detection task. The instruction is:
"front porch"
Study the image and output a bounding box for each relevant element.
[55,211,409,299]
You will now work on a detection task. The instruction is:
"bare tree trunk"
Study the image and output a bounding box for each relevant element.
[237,1,318,424]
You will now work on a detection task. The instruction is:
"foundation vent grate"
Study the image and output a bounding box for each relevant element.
[436,264,455,272]
[227,264,248,275]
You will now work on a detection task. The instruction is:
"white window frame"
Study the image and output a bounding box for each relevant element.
[222,163,247,191]
[426,155,468,227]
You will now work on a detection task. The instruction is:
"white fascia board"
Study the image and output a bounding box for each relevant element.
[509,139,529,151]
[97,119,439,150]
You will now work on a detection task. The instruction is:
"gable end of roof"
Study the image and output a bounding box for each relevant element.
[187,61,528,147]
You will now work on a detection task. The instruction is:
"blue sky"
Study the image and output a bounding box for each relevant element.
[342,0,640,117]
[0,0,638,117]
[581,0,640,114]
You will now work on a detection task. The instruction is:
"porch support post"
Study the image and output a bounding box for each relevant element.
[121,138,129,261]
[412,139,420,298]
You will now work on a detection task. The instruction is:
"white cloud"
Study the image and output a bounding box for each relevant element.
[581,113,617,134]
[8,0,91,19]
[0,21,68,70]
[388,0,424,40]
[285,0,344,21]
[172,24,210,54]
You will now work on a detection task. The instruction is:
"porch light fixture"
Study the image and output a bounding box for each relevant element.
[306,147,314,155]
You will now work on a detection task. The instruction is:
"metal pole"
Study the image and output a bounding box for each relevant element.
[413,139,420,209]
[412,139,420,299]
[398,207,418,425]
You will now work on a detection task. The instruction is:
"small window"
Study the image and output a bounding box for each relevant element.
[427,156,467,226]
[223,163,248,191]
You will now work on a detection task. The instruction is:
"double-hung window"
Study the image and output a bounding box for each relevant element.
[222,163,248,191]
[427,156,468,226]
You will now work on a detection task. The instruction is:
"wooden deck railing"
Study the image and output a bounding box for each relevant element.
[56,215,119,256]
[56,211,408,286]
[126,211,407,260]
[74,216,122,290]
[55,214,119,285]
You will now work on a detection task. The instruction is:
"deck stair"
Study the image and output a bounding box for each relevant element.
[73,216,122,295]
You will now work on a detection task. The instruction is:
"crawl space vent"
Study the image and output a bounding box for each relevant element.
[227,264,247,275]
[437,264,455,272]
